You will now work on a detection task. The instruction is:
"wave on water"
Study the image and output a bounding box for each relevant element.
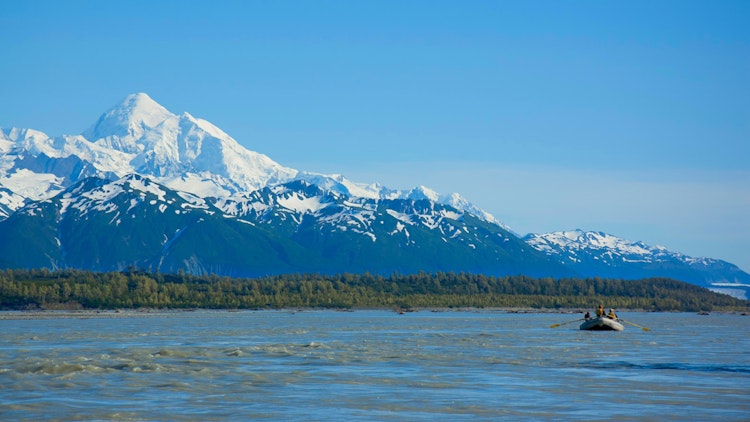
[3,311,750,421]
[584,361,750,374]
[16,359,169,375]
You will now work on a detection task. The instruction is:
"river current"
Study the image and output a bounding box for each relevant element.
[1,310,748,421]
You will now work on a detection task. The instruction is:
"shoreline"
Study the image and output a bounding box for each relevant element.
[1,307,739,320]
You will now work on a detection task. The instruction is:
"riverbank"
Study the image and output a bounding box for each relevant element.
[3,270,747,312]
[2,307,746,320]
[0,307,587,320]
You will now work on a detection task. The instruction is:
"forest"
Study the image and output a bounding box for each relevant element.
[0,269,747,312]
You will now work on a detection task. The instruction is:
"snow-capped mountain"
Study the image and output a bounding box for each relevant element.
[212,179,515,250]
[524,230,750,299]
[0,93,297,202]
[524,230,670,264]
[0,174,559,277]
[1,93,748,297]
[0,174,308,275]
[83,93,298,194]
[0,93,496,222]
[286,173,508,229]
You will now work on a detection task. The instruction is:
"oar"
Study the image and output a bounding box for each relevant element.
[549,318,585,328]
[620,319,650,331]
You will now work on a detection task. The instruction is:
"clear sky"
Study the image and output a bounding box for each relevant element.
[2,1,749,272]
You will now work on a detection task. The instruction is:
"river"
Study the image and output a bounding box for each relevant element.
[1,310,748,420]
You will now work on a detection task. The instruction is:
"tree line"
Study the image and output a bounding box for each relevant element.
[0,269,746,312]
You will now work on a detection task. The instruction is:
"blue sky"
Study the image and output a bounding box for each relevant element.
[2,1,749,271]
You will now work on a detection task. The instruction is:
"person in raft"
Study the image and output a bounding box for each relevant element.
[596,305,605,317]
[584,311,591,319]
[607,308,618,319]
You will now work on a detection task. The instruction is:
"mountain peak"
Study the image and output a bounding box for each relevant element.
[524,229,674,266]
[103,92,171,123]
[82,93,174,152]
[407,185,440,202]
[118,93,168,116]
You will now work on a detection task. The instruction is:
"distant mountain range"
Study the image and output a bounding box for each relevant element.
[2,93,748,299]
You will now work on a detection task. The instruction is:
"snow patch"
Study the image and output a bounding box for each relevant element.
[386,209,414,225]
[1,169,64,200]
[278,193,329,213]
[125,177,166,201]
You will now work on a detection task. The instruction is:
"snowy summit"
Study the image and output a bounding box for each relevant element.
[0,93,496,222]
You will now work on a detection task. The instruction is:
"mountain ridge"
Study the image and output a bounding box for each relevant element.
[1,93,486,219]
[524,229,750,298]
[1,93,748,299]
[0,173,562,278]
